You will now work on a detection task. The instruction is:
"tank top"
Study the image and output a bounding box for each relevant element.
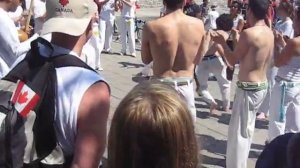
[40,42,105,156]
[277,56,300,82]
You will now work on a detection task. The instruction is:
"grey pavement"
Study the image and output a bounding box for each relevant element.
[100,7,268,168]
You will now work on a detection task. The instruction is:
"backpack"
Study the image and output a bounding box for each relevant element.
[0,37,96,168]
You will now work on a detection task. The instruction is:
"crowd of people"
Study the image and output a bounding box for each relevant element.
[1,0,300,167]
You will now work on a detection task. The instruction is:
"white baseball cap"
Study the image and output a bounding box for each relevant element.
[41,0,98,36]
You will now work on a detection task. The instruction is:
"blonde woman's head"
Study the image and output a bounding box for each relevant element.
[108,81,198,168]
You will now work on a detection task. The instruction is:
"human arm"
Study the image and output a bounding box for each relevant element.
[237,19,245,32]
[0,18,38,60]
[195,30,209,64]
[141,23,153,64]
[274,33,295,67]
[211,29,248,65]
[71,81,110,168]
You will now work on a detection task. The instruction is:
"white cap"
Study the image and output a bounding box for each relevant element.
[41,0,98,36]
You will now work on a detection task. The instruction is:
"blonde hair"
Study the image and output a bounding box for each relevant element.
[108,81,198,168]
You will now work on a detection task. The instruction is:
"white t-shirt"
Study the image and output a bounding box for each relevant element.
[0,8,38,78]
[100,0,115,21]
[274,18,294,39]
[205,10,219,30]
[233,14,244,29]
[121,0,136,19]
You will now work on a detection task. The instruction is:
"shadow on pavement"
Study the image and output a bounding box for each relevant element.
[197,134,264,167]
[118,62,144,68]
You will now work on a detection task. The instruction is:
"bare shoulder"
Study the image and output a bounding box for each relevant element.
[78,81,110,125]
[242,26,273,42]
[216,30,229,39]
[186,15,204,29]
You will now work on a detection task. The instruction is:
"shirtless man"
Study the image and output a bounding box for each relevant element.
[211,0,274,167]
[141,0,205,121]
[196,14,233,116]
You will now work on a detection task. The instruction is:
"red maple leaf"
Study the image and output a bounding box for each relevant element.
[18,91,28,104]
[59,0,69,7]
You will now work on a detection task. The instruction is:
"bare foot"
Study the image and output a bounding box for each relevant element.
[210,103,220,117]
[256,112,267,120]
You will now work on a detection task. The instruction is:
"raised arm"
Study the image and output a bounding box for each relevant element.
[274,35,296,67]
[211,29,249,65]
[71,81,110,168]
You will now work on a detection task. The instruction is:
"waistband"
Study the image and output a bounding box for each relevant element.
[275,76,300,88]
[236,81,268,91]
[151,77,193,86]
[202,54,218,61]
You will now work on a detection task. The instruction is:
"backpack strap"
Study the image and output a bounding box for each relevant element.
[50,54,97,73]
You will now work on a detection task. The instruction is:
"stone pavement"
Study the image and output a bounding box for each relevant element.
[101,7,268,168]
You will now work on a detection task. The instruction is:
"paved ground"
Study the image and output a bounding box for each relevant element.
[101,6,268,168]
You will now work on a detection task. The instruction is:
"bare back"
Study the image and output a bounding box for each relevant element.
[238,26,274,82]
[142,10,205,78]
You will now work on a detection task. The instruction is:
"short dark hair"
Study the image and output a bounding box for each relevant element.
[231,1,242,12]
[164,0,184,10]
[216,14,234,31]
[248,0,269,20]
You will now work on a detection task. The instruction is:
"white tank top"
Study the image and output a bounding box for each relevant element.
[37,42,105,156]
[277,56,300,82]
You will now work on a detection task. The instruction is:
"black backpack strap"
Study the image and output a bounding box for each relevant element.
[50,54,97,73]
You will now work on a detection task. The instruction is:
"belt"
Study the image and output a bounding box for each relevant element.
[202,55,217,61]
[152,77,193,87]
[275,76,300,122]
[236,81,268,91]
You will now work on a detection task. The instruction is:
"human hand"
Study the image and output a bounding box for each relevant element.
[274,30,285,47]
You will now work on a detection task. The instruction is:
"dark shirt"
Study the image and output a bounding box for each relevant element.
[184,3,201,18]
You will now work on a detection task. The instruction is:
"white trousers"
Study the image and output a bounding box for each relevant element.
[196,56,231,109]
[158,78,197,122]
[99,18,114,52]
[119,17,135,54]
[226,87,267,168]
[268,78,300,142]
[258,67,278,114]
[82,23,101,69]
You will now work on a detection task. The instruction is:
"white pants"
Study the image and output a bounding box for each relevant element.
[140,62,153,76]
[258,67,278,114]
[82,23,101,69]
[158,78,197,122]
[196,56,231,109]
[99,18,114,52]
[119,17,135,54]
[226,87,267,168]
[268,78,300,142]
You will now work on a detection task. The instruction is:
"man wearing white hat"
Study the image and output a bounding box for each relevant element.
[39,0,110,166]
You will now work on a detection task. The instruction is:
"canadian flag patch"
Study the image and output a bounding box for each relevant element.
[11,80,40,118]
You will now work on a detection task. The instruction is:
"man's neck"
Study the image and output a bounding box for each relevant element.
[51,34,85,56]
[165,8,183,15]
[0,3,9,12]
[251,20,267,27]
